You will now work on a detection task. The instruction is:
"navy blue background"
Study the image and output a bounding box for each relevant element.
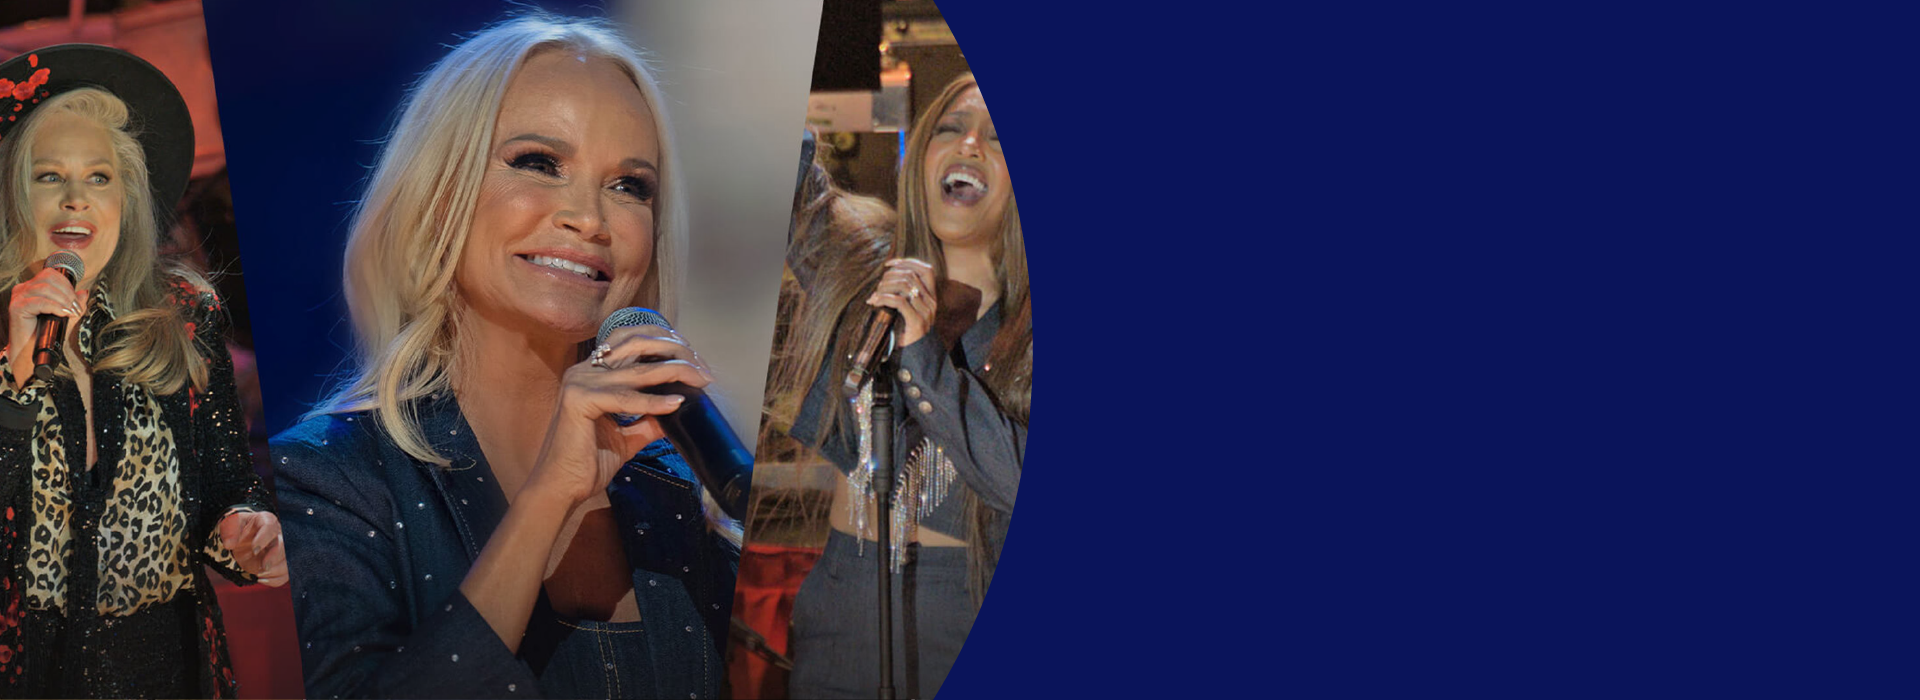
[210,1,1920,697]
[944,3,1919,698]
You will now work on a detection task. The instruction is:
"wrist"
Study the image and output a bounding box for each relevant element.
[6,351,30,392]
[515,477,584,515]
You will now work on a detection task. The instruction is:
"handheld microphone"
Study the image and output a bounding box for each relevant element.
[31,251,84,382]
[840,279,983,395]
[843,308,896,394]
[596,308,753,520]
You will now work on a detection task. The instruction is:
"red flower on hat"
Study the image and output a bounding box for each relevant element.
[26,54,35,68]
[2,65,47,103]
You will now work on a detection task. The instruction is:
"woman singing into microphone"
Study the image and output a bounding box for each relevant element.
[271,14,737,699]
[769,73,1031,699]
[0,46,284,698]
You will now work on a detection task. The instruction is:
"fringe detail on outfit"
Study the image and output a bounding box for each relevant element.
[845,380,956,572]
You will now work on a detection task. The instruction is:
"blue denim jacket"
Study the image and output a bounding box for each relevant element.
[271,394,735,699]
[789,302,1024,578]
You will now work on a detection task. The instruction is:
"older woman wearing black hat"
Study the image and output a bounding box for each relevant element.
[0,45,284,699]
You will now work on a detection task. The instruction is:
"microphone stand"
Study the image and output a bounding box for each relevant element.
[871,347,897,700]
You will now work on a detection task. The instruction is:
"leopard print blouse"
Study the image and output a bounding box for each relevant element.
[0,284,250,615]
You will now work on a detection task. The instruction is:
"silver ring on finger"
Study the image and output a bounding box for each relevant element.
[907,285,920,301]
[589,343,613,369]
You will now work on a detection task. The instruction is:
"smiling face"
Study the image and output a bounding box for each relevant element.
[455,50,661,341]
[27,111,124,288]
[921,86,1011,249]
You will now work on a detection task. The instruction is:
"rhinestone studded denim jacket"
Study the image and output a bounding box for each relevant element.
[271,394,736,699]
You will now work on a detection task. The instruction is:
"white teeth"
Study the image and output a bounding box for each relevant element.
[942,172,985,190]
[526,255,596,279]
[52,226,89,235]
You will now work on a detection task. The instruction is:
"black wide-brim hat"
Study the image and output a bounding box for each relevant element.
[0,44,194,214]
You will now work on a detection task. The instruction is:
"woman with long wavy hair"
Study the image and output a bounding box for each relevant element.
[272,13,738,699]
[767,73,1031,699]
[0,46,284,698]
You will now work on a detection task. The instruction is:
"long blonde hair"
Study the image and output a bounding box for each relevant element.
[0,87,208,395]
[311,13,688,466]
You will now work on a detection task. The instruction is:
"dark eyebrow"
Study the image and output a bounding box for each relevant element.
[502,133,655,172]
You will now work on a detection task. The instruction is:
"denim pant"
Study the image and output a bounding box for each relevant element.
[789,530,977,699]
[525,571,724,699]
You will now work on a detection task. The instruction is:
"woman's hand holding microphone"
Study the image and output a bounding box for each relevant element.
[523,324,715,508]
[6,265,85,390]
[867,258,938,348]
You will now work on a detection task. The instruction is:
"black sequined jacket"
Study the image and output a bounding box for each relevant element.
[0,285,275,698]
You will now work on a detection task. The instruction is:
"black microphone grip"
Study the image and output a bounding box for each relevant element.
[30,315,66,382]
[596,307,753,521]
[844,307,897,394]
[638,382,753,521]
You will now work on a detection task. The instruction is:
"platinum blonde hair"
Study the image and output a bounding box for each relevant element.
[313,13,688,466]
[1,87,209,394]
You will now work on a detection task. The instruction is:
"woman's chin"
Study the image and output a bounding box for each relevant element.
[930,219,997,249]
[510,304,603,344]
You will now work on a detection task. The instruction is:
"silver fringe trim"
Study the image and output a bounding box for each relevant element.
[848,381,875,556]
[845,379,958,572]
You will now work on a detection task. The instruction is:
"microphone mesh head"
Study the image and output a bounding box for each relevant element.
[46,251,83,285]
[597,307,672,346]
